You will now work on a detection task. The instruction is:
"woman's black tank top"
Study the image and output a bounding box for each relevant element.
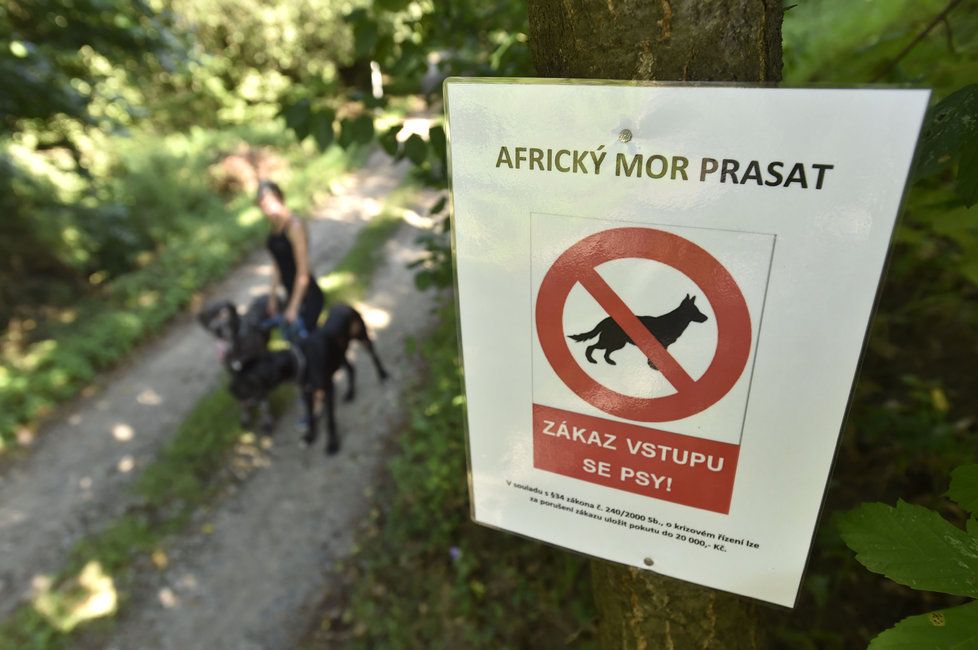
[266,219,316,298]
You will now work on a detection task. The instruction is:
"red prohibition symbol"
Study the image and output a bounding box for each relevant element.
[535,227,752,422]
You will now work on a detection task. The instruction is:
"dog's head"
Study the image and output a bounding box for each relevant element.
[681,294,709,323]
[228,351,293,403]
[198,296,276,371]
[198,300,240,343]
[230,294,277,370]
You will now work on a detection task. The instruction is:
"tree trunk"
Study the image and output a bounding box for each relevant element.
[590,562,764,649]
[526,2,783,648]
[528,1,781,81]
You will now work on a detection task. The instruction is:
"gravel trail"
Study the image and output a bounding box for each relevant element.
[101,211,441,650]
[0,150,410,619]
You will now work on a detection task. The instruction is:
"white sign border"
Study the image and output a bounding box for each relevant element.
[443,76,930,608]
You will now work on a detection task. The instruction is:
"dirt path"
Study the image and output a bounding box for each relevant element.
[0,150,410,620]
[100,213,441,650]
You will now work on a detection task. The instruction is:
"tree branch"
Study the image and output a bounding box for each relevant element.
[872,0,965,82]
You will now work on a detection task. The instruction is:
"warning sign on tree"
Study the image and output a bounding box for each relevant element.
[532,218,768,514]
[445,79,929,607]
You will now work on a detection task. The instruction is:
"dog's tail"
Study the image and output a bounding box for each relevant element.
[568,325,602,342]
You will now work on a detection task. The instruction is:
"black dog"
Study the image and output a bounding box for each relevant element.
[569,294,708,369]
[198,293,275,369]
[228,303,388,455]
[197,294,277,433]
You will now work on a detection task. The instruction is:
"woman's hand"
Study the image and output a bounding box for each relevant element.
[284,303,299,324]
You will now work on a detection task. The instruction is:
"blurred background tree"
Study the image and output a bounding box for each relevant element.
[1,0,177,319]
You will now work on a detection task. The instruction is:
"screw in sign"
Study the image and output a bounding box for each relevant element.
[535,227,752,423]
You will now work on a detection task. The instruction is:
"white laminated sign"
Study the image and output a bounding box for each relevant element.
[445,79,929,607]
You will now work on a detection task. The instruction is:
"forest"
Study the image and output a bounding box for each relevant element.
[0,0,976,648]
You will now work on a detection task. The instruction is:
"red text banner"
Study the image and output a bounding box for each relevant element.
[533,404,740,514]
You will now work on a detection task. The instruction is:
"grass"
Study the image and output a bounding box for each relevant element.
[303,302,598,649]
[0,185,419,650]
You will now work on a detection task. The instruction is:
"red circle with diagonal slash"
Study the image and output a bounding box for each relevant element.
[536,227,752,422]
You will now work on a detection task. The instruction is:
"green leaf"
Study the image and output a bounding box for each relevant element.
[380,124,401,156]
[429,124,447,162]
[404,134,427,166]
[310,109,336,151]
[956,134,978,207]
[961,257,978,287]
[428,195,447,215]
[948,464,978,517]
[927,204,978,246]
[914,85,978,181]
[838,500,978,598]
[337,118,355,149]
[350,114,375,144]
[281,98,312,141]
[868,601,978,650]
[353,20,379,59]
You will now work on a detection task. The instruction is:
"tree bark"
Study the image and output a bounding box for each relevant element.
[528,0,782,81]
[590,563,764,649]
[526,1,783,647]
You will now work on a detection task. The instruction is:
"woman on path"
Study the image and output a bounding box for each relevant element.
[257,180,325,334]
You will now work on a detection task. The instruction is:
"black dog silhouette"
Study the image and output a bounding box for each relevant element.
[228,303,388,455]
[198,294,277,433]
[569,294,708,369]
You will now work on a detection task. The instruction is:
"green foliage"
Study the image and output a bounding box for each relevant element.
[782,0,975,93]
[914,84,978,206]
[948,464,978,514]
[0,192,260,446]
[283,0,533,182]
[403,132,427,165]
[153,0,354,129]
[868,601,978,649]
[839,500,978,597]
[959,135,978,207]
[838,464,978,648]
[308,305,597,649]
[915,85,978,179]
[0,126,362,449]
[0,0,176,135]
[408,194,453,291]
[0,181,409,645]
[339,114,376,147]
[365,0,533,84]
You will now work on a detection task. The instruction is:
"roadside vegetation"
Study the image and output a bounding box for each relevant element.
[0,184,417,649]
[0,130,368,451]
[305,299,598,649]
[1,0,379,449]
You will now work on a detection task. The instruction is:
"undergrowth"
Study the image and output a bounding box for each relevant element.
[304,303,598,649]
[0,184,414,649]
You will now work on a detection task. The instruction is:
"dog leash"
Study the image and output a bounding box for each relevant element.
[261,315,309,342]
